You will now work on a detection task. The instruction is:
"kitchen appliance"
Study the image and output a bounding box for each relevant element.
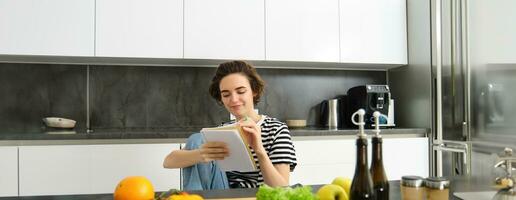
[319,99,340,128]
[392,0,516,179]
[319,96,350,128]
[347,85,395,127]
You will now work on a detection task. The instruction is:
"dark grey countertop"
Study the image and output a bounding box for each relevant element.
[0,177,494,200]
[188,176,498,200]
[0,183,396,200]
[0,127,428,140]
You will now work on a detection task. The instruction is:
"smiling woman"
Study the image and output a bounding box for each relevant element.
[163,60,297,190]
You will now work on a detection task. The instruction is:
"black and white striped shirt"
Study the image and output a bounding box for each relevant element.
[224,115,297,188]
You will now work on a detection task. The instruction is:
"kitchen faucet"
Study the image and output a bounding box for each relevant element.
[492,148,516,199]
[433,140,471,176]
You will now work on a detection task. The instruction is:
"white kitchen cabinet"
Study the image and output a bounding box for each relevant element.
[0,147,18,197]
[265,0,340,62]
[290,139,355,185]
[18,145,93,196]
[90,144,180,193]
[95,0,183,58]
[18,143,180,196]
[184,0,265,60]
[0,0,94,56]
[291,137,428,185]
[339,0,407,64]
[382,137,429,180]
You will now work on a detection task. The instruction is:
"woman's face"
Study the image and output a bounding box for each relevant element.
[219,73,255,119]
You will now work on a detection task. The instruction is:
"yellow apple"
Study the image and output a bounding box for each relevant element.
[332,177,352,197]
[317,184,348,200]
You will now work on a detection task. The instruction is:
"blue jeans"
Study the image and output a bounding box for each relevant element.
[181,133,230,190]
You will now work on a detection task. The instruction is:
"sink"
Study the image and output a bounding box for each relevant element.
[454,191,497,200]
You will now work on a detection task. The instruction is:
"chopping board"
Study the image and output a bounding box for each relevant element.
[207,198,256,200]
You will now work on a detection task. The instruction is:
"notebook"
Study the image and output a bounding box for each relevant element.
[200,124,257,171]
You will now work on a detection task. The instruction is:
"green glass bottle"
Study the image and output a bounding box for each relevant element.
[350,109,376,200]
[370,111,390,200]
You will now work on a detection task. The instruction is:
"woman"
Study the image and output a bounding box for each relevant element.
[163,60,297,189]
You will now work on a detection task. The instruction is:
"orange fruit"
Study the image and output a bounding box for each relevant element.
[168,194,204,200]
[114,176,155,200]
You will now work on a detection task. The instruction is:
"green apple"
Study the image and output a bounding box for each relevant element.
[332,177,352,197]
[317,184,348,200]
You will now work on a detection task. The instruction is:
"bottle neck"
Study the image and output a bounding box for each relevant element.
[372,137,383,164]
[356,137,369,169]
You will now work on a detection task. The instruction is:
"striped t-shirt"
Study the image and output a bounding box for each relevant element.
[224,115,297,188]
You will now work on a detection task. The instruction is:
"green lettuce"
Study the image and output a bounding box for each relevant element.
[256,185,318,200]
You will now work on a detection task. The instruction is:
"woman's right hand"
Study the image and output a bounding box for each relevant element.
[198,141,230,163]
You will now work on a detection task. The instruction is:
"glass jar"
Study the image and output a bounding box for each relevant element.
[401,175,425,200]
[425,177,450,200]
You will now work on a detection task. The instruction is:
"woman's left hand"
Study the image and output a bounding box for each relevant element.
[238,117,265,154]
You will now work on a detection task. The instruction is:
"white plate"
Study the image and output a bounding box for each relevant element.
[42,117,76,128]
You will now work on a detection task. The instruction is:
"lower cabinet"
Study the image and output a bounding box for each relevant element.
[0,146,18,197]
[11,137,428,195]
[18,143,180,196]
[90,144,181,194]
[290,139,355,185]
[382,137,430,180]
[290,137,429,185]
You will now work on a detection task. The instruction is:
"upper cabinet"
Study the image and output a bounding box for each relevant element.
[340,0,407,64]
[183,0,265,60]
[95,0,183,58]
[0,0,94,56]
[0,0,407,67]
[266,0,340,62]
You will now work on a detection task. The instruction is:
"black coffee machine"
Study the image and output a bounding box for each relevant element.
[347,85,394,127]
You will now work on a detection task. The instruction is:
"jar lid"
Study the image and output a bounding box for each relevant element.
[401,176,424,187]
[424,177,450,189]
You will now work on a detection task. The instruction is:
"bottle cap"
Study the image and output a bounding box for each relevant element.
[424,177,450,189]
[401,176,424,187]
[373,111,381,137]
[352,109,366,138]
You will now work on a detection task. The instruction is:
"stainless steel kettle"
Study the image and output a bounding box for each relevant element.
[319,99,340,128]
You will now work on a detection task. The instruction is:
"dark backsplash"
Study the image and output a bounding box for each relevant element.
[0,63,385,133]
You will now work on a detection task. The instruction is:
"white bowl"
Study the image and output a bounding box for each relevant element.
[286,119,307,128]
[42,117,76,129]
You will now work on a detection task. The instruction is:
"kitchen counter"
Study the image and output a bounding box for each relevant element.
[0,177,496,200]
[188,176,496,200]
[0,184,393,200]
[0,128,427,146]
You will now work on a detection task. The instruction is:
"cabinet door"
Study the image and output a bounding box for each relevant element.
[90,144,181,193]
[290,139,355,185]
[19,143,181,196]
[96,0,183,58]
[0,147,18,197]
[184,0,265,60]
[0,0,94,56]
[18,145,93,196]
[291,137,428,185]
[382,137,429,180]
[266,0,340,62]
[340,0,407,64]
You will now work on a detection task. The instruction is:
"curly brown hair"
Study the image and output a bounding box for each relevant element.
[209,61,265,105]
